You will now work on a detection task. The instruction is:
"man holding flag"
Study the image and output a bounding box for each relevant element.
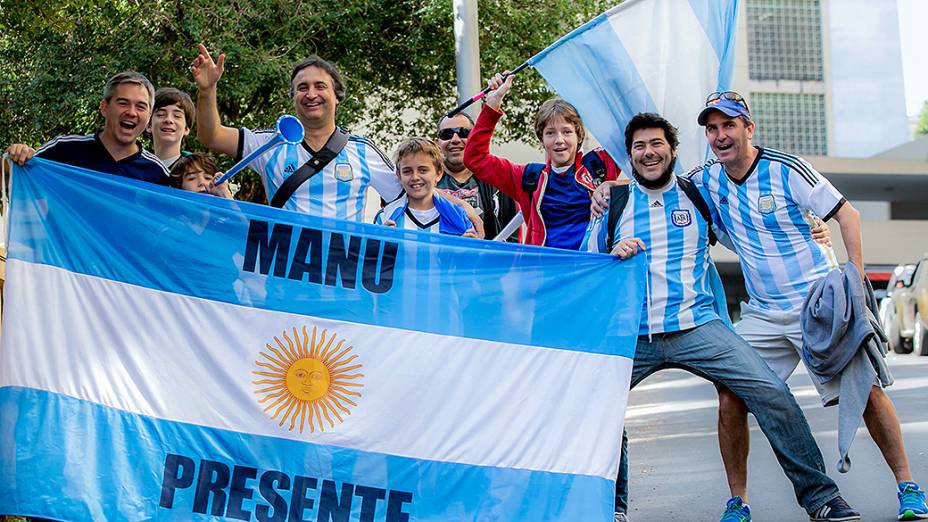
[4,71,170,185]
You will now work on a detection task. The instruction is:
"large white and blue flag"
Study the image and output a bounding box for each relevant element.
[527,0,740,173]
[0,158,644,521]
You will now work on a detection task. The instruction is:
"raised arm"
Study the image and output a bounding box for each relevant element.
[462,73,526,200]
[191,44,239,157]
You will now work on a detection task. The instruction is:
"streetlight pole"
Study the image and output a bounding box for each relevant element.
[452,0,481,118]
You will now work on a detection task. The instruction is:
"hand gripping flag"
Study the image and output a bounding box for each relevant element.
[527,0,740,173]
[0,159,645,521]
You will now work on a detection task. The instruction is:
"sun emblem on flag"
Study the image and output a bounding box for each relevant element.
[253,326,364,433]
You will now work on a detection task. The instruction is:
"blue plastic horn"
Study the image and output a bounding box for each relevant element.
[213,115,304,185]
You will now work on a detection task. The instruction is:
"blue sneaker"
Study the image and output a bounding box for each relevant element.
[720,496,751,522]
[899,482,928,520]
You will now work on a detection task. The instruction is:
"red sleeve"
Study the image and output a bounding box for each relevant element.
[463,105,526,200]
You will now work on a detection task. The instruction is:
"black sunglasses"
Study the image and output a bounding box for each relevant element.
[438,127,471,140]
[705,91,750,113]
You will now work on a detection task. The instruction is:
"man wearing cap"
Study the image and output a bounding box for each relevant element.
[588,112,859,522]
[691,91,926,521]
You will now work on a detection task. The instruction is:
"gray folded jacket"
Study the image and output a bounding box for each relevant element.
[800,262,893,472]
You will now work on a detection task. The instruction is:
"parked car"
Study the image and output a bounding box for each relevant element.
[909,255,928,356]
[881,263,918,354]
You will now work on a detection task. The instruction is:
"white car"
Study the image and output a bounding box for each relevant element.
[881,263,918,354]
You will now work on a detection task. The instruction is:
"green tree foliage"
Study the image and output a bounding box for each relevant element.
[917,100,928,137]
[0,0,615,148]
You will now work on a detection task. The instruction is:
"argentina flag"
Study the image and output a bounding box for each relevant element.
[527,0,740,173]
[0,158,644,521]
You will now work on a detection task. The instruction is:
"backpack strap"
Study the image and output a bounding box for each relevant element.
[605,184,630,250]
[676,175,717,245]
[581,151,607,183]
[521,163,545,194]
[270,128,350,208]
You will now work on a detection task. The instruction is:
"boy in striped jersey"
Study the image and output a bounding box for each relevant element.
[584,113,857,522]
[4,71,170,185]
[374,137,476,237]
[695,92,924,520]
[191,45,401,219]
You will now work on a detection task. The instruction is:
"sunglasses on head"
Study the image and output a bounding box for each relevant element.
[438,127,470,140]
[705,91,750,113]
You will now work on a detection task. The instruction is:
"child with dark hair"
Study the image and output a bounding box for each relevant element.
[150,87,196,168]
[169,153,232,198]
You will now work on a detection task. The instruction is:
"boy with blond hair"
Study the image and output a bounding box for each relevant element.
[376,137,476,237]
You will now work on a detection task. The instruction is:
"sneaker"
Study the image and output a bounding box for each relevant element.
[720,497,751,522]
[614,513,629,522]
[899,481,928,520]
[810,496,861,522]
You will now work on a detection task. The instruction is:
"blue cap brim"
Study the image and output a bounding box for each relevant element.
[697,100,752,126]
[697,106,741,126]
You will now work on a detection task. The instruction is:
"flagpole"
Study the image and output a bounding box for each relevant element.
[453,0,482,118]
[444,61,530,119]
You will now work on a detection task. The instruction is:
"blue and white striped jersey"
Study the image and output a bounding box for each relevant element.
[689,148,843,311]
[382,207,441,233]
[239,128,402,220]
[583,178,720,335]
[374,193,474,237]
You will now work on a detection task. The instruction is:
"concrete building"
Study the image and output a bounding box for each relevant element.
[708,0,928,308]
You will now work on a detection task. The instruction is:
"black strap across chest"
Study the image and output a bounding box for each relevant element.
[270,128,350,208]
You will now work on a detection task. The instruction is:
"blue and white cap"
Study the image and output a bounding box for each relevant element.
[697,95,752,125]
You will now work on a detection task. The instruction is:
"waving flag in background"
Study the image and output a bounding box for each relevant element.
[527,0,740,173]
[0,158,644,521]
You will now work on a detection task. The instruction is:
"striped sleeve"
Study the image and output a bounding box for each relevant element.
[581,214,610,253]
[34,134,94,161]
[768,150,845,220]
[353,136,402,202]
[239,128,276,177]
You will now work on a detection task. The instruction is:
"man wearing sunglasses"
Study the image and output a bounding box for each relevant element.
[692,91,926,521]
[436,113,517,240]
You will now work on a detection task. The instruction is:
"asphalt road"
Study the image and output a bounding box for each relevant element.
[623,351,928,521]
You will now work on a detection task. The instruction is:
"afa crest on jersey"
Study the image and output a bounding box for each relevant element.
[671,209,692,227]
[334,163,354,182]
[758,194,777,214]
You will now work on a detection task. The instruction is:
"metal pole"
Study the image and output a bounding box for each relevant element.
[452,0,481,118]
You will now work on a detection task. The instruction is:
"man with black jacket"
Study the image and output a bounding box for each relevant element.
[437,113,518,241]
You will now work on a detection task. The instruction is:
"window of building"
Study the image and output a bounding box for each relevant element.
[747,0,824,81]
[750,92,828,155]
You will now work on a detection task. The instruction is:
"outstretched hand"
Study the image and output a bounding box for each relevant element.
[191,43,225,91]
[484,72,515,112]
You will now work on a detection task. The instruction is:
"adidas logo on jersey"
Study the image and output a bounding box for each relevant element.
[284,163,296,174]
[719,196,728,205]
[650,200,663,208]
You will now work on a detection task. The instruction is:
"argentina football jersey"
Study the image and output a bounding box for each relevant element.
[239,128,402,220]
[584,179,720,335]
[690,148,843,310]
[392,208,442,233]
